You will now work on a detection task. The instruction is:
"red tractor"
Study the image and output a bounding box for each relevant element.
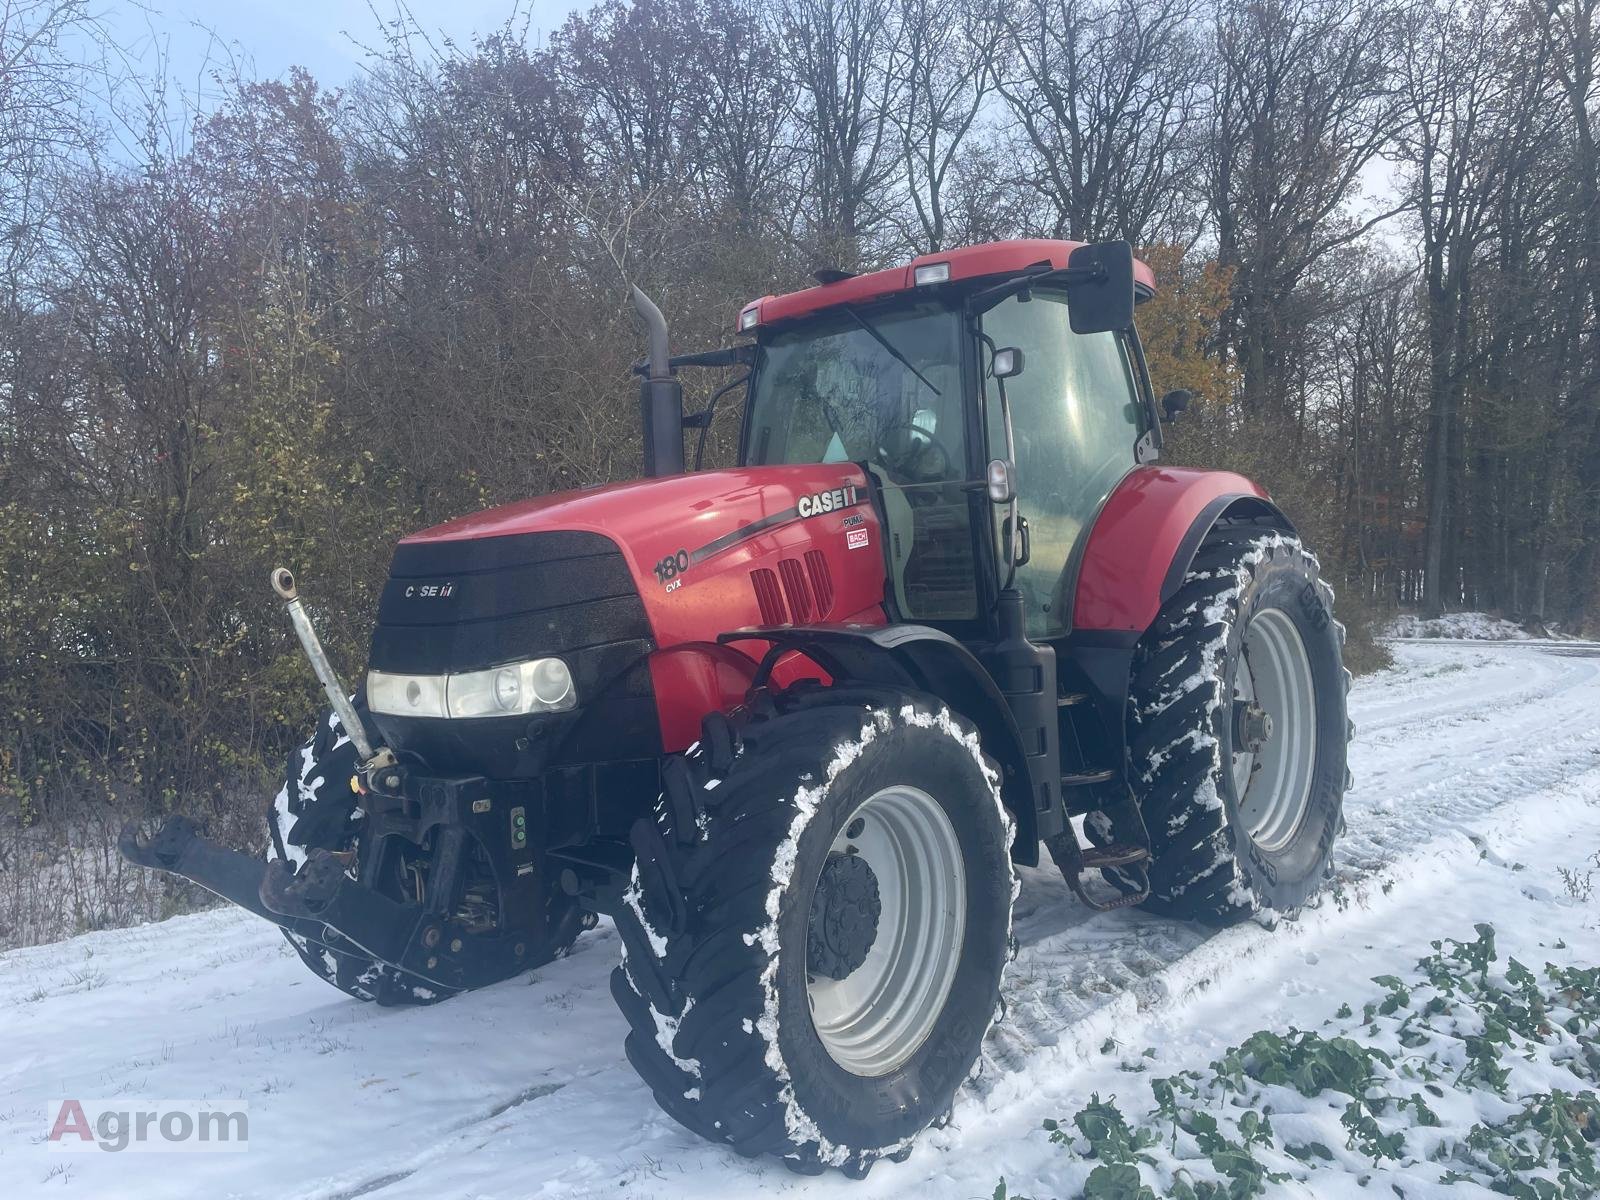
[122,239,1349,1176]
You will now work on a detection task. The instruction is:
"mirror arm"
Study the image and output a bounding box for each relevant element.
[965,264,1104,318]
[690,373,750,470]
[632,344,755,376]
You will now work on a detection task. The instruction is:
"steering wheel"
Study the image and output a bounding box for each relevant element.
[875,422,954,484]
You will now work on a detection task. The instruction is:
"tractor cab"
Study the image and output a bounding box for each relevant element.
[717,241,1170,893]
[736,239,1160,645]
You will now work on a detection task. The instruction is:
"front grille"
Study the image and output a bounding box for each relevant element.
[749,552,836,627]
[778,558,813,623]
[365,529,660,774]
[805,550,835,618]
[750,567,787,624]
[370,530,651,675]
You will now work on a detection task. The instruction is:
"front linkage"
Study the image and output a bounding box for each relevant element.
[120,569,568,998]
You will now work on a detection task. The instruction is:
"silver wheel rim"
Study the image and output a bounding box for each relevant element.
[807,785,966,1077]
[1232,608,1318,852]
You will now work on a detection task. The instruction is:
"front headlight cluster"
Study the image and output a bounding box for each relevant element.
[367,658,576,720]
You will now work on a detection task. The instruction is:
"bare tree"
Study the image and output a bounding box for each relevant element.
[1537,0,1600,621]
[556,0,704,200]
[688,0,799,234]
[1395,0,1553,614]
[0,0,98,474]
[1207,0,1405,418]
[992,0,1206,245]
[884,0,997,251]
[784,0,899,262]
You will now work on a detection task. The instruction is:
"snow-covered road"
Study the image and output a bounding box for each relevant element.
[5,640,1600,1198]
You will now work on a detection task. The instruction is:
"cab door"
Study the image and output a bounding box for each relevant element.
[981,290,1150,638]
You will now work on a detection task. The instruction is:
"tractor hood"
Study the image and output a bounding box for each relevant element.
[398,463,889,649]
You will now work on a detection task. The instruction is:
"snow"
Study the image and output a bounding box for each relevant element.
[1386,611,1536,640]
[6,639,1600,1197]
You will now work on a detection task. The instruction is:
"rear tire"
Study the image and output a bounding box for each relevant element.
[612,687,1015,1176]
[1125,525,1349,921]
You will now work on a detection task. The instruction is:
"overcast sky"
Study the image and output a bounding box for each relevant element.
[97,0,583,96]
[84,0,1406,249]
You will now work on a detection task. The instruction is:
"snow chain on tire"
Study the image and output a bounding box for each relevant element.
[611,685,1017,1177]
[1122,521,1352,921]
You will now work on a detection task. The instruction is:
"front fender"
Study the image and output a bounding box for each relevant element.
[1073,466,1293,635]
[719,624,1042,866]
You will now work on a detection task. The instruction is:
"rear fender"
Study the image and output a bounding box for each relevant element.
[1074,466,1294,635]
[718,624,1041,866]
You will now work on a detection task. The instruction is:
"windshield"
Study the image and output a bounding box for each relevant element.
[743,302,965,485]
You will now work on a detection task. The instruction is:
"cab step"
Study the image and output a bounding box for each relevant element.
[1062,768,1117,786]
[1079,842,1149,870]
[1042,775,1155,913]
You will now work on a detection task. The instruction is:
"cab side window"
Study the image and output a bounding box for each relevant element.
[983,291,1144,637]
[744,304,980,622]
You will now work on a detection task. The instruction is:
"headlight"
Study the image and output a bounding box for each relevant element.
[367,658,577,720]
[367,670,448,718]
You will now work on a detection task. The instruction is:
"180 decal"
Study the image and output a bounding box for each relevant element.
[654,549,690,587]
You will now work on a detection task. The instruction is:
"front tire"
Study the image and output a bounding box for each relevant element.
[267,703,583,1004]
[267,706,463,1005]
[612,687,1015,1176]
[1125,525,1350,921]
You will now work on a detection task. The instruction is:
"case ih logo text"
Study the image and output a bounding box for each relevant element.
[48,1100,249,1153]
[797,485,859,519]
[403,582,456,599]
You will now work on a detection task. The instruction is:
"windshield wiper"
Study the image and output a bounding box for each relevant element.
[842,305,941,397]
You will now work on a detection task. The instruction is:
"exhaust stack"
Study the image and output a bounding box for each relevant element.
[631,286,685,476]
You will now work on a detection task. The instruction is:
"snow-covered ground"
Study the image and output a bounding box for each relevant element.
[5,640,1600,1198]
[1386,611,1542,640]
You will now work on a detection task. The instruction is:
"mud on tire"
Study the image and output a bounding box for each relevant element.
[1122,524,1350,921]
[612,686,1016,1177]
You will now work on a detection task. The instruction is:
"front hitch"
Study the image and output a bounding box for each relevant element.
[119,814,513,991]
[258,850,422,965]
[118,815,325,941]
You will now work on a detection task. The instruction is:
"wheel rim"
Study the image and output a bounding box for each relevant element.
[1231,608,1318,852]
[806,785,966,1077]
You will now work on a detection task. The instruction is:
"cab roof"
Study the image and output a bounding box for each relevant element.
[736,239,1158,333]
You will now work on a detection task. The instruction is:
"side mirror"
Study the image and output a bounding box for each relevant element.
[985,458,1015,503]
[1160,388,1192,422]
[992,346,1025,380]
[1066,241,1136,335]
